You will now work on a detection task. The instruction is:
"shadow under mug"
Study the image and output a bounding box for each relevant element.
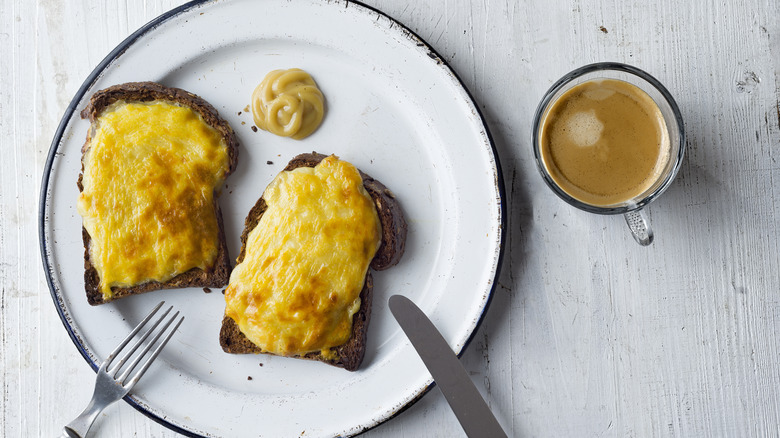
[531,62,685,245]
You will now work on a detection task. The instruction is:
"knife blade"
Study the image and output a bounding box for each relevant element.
[389,295,507,438]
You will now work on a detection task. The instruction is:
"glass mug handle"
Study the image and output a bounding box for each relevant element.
[624,209,654,245]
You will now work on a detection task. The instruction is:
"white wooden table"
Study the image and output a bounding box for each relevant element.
[3,0,780,436]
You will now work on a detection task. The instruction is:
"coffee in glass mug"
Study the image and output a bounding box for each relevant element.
[532,63,684,245]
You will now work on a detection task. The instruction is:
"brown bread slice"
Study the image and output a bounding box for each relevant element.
[78,82,239,305]
[219,152,407,371]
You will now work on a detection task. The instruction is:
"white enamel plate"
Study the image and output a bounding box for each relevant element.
[40,1,504,436]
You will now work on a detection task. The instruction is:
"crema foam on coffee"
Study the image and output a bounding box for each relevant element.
[539,79,670,207]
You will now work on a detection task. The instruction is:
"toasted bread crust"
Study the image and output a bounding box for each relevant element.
[219,153,407,370]
[80,81,239,172]
[219,272,374,371]
[82,201,233,306]
[79,82,239,305]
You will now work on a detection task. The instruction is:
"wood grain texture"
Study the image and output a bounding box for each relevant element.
[2,0,780,436]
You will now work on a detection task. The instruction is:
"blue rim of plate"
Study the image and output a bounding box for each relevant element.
[38,1,507,436]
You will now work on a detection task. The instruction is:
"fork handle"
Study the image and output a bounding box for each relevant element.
[61,397,105,438]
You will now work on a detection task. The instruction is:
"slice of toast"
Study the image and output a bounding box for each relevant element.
[219,152,407,371]
[78,82,239,305]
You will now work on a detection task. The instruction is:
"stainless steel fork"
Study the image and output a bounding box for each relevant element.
[60,301,184,438]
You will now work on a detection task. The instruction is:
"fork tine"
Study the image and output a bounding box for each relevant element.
[103,301,165,370]
[125,314,184,389]
[122,314,184,390]
[107,304,173,376]
[117,311,183,386]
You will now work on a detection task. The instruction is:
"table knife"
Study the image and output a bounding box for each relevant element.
[389,295,507,438]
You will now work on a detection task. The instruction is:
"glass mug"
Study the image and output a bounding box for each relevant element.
[532,62,685,245]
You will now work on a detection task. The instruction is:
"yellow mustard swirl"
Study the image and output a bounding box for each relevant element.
[251,68,324,140]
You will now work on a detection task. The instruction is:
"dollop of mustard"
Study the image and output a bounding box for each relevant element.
[251,68,324,140]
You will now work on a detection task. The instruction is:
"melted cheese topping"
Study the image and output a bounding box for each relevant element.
[224,156,381,357]
[251,68,324,140]
[77,101,230,300]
